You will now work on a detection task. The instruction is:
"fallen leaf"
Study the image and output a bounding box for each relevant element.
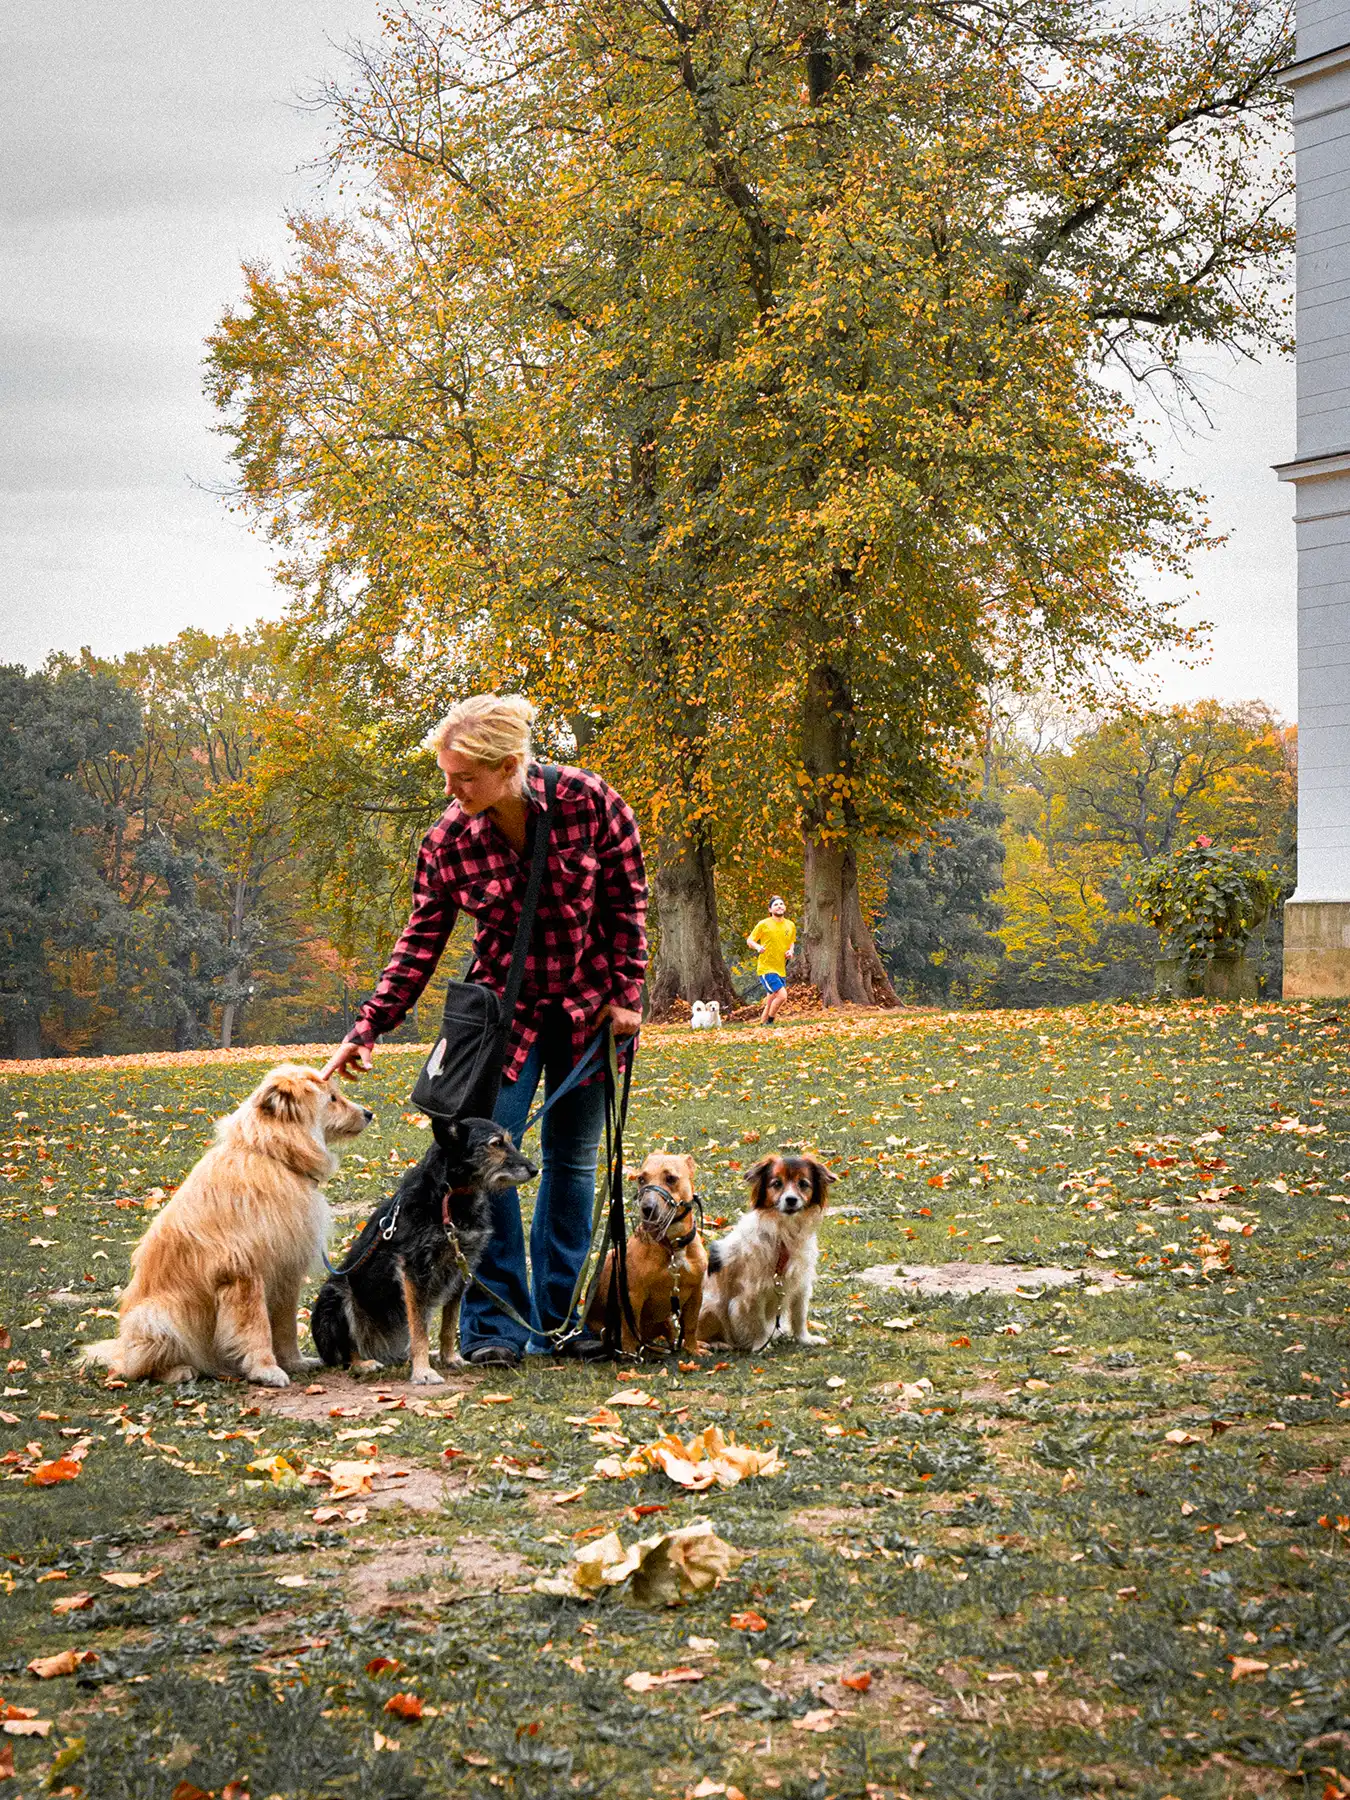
[1164,1430,1202,1446]
[27,1650,96,1678]
[366,1657,402,1675]
[170,1784,210,1800]
[986,1671,1022,1684]
[384,1692,424,1720]
[51,1592,93,1615]
[623,1667,705,1692]
[100,1569,160,1589]
[323,1460,378,1499]
[881,1317,916,1331]
[28,1457,81,1487]
[275,1574,309,1589]
[2,1719,51,1737]
[792,1707,839,1732]
[729,1610,767,1632]
[687,1636,720,1654]
[479,1392,513,1405]
[840,1671,872,1692]
[535,1519,744,1606]
[221,1783,252,1800]
[605,1389,660,1409]
[1229,1656,1269,1682]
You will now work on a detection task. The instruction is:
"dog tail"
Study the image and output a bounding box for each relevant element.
[79,1305,197,1382]
[310,1280,354,1367]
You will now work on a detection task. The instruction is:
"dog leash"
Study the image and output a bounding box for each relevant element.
[459,1027,638,1348]
[320,1027,620,1289]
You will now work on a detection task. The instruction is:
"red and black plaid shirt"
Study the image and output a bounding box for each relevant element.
[348,763,647,1081]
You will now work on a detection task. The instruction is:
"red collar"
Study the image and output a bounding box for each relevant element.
[775,1245,791,1278]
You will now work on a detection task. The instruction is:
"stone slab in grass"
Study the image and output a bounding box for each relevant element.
[859,1260,1133,1296]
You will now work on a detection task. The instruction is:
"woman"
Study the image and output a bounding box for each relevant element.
[322,694,646,1367]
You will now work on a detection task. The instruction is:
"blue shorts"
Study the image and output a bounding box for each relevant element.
[759,971,786,995]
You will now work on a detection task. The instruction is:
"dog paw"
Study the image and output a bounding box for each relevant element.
[410,1367,446,1386]
[351,1359,382,1376]
[796,1332,828,1346]
[443,1352,466,1369]
[163,1364,198,1385]
[249,1365,290,1388]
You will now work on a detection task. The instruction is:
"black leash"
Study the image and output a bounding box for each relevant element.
[599,1028,639,1355]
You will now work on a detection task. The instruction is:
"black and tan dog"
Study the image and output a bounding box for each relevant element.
[588,1151,707,1354]
[311,1118,537,1383]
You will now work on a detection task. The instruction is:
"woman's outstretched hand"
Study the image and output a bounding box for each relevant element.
[321,1040,373,1082]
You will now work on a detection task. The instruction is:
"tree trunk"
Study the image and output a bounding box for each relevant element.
[798,662,899,1009]
[10,996,45,1060]
[219,867,250,1049]
[647,824,736,1015]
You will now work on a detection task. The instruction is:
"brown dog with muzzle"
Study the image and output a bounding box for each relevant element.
[587,1151,708,1353]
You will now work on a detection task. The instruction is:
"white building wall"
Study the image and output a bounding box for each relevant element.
[1278,13,1350,989]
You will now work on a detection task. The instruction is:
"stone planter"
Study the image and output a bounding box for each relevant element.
[1154,953,1258,1001]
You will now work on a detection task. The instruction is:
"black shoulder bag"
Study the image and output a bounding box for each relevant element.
[410,764,559,1122]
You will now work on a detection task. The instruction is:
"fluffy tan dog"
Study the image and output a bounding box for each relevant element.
[84,1065,371,1386]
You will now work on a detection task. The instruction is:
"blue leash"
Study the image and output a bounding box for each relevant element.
[320,1028,627,1282]
[519,1028,612,1136]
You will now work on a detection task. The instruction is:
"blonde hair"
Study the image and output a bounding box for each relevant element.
[424,693,536,782]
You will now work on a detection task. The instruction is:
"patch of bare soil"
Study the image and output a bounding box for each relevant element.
[862,1261,1125,1297]
[348,1534,531,1614]
[792,1506,873,1537]
[252,1371,474,1423]
[365,1466,475,1512]
[447,1534,532,1590]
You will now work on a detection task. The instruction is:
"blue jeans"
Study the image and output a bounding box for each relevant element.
[458,1012,607,1355]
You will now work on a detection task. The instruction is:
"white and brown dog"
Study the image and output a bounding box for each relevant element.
[84,1065,371,1386]
[698,1153,835,1351]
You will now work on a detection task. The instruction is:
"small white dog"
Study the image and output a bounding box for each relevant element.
[690,1000,722,1030]
[698,1154,835,1350]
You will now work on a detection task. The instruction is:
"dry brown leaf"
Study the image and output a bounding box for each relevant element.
[100,1568,161,1589]
[535,1519,744,1605]
[2,1719,51,1738]
[26,1649,96,1678]
[792,1707,840,1733]
[1229,1657,1270,1682]
[622,1666,705,1692]
[50,1592,93,1615]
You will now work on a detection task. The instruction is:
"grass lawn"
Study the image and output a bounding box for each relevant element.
[2,1002,1349,1800]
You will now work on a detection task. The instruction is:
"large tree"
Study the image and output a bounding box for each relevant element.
[0,666,141,1057]
[208,0,1292,1006]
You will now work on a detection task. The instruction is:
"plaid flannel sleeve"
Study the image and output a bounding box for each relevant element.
[594,783,648,1010]
[347,836,459,1048]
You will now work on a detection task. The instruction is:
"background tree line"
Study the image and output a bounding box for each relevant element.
[0,637,1295,1056]
[2,0,1299,1054]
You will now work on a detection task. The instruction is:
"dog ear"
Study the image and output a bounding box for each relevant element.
[743,1157,775,1207]
[257,1069,319,1122]
[805,1159,838,1204]
[680,1153,696,1177]
[431,1117,462,1152]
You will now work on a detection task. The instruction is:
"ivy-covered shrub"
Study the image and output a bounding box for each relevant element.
[1129,837,1277,974]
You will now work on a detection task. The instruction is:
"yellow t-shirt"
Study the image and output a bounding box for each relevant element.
[749,916,796,978]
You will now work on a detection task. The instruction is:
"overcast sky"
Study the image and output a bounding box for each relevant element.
[0,3,1299,719]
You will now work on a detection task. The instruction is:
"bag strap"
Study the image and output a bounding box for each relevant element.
[496,763,559,1049]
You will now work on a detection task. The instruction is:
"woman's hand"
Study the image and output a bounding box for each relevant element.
[321,1040,373,1082]
[600,1002,643,1040]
